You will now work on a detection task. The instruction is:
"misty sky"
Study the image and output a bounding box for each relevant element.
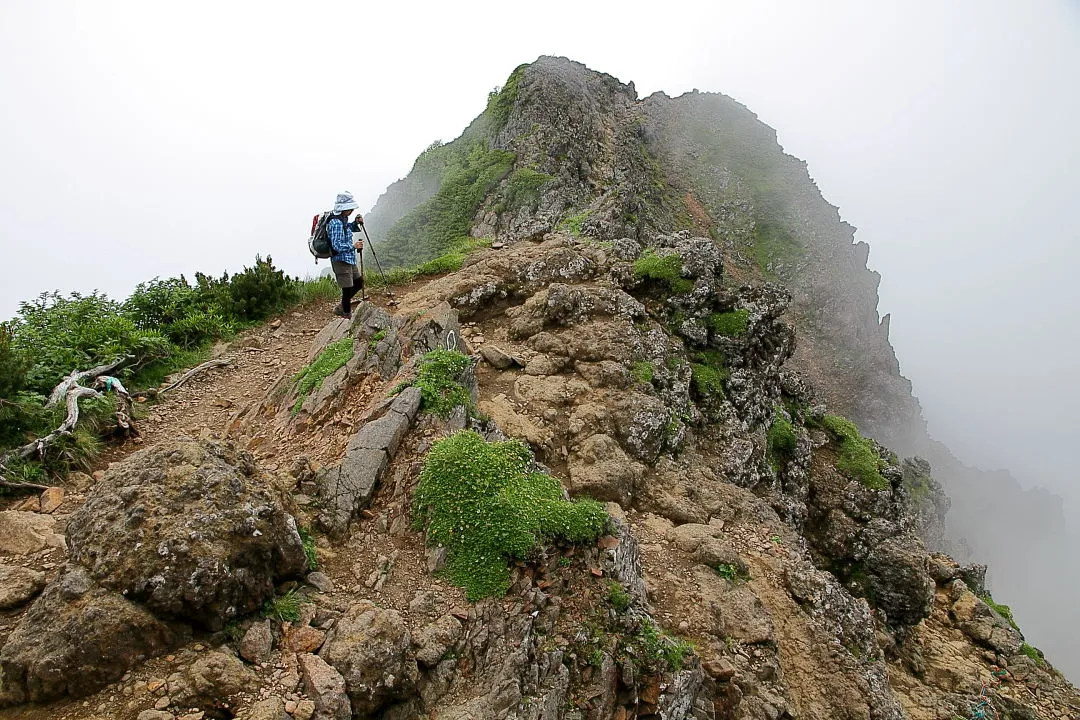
[2,1,1078,515]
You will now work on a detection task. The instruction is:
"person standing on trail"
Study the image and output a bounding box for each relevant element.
[328,191,365,320]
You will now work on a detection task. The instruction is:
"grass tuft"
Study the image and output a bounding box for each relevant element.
[632,251,693,294]
[707,309,749,337]
[410,349,473,418]
[291,338,354,415]
[262,588,302,623]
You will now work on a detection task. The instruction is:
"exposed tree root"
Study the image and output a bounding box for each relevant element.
[149,358,232,397]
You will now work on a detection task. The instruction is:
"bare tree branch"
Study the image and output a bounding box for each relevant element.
[46,356,129,407]
[148,358,232,397]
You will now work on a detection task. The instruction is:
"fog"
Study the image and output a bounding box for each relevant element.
[2,0,1078,673]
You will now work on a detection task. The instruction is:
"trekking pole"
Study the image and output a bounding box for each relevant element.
[360,225,395,302]
[358,236,366,301]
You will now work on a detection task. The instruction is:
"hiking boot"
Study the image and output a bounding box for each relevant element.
[332,306,352,320]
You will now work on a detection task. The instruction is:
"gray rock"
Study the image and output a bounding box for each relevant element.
[389,385,422,422]
[240,620,273,664]
[317,447,389,539]
[318,600,417,715]
[65,440,308,630]
[307,571,334,593]
[0,578,185,704]
[0,511,66,555]
[247,696,289,720]
[169,650,260,711]
[348,411,409,456]
[862,536,934,627]
[479,344,521,370]
[0,564,46,609]
[137,711,175,720]
[414,615,463,667]
[299,653,351,720]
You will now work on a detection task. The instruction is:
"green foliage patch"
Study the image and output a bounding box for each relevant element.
[1020,643,1044,666]
[691,361,729,399]
[414,430,609,601]
[633,618,695,672]
[560,209,593,237]
[194,256,299,323]
[631,361,655,385]
[606,582,631,613]
[632,251,693,294]
[707,309,750,337]
[499,168,553,213]
[291,338,355,415]
[411,349,473,418]
[486,63,528,126]
[980,593,1020,631]
[298,526,318,571]
[767,412,797,470]
[821,415,889,490]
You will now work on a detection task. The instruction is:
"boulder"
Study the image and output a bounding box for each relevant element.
[0,565,46,610]
[66,439,307,629]
[0,569,184,705]
[414,615,463,668]
[0,511,66,555]
[247,696,290,720]
[862,536,934,627]
[567,433,643,506]
[318,600,417,715]
[298,653,351,720]
[169,650,261,712]
[240,620,273,664]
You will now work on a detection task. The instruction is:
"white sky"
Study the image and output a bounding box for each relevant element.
[1,1,1078,510]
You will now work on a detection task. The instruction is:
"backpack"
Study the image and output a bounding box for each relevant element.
[308,212,333,261]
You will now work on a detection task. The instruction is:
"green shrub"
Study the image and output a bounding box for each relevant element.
[413,349,473,418]
[486,63,528,126]
[631,361,654,385]
[632,251,692,294]
[1020,643,1044,665]
[298,526,318,571]
[291,338,355,414]
[414,430,609,601]
[0,322,29,401]
[980,593,1020,631]
[821,415,889,490]
[634,618,694,672]
[500,167,553,212]
[712,563,749,583]
[708,309,749,337]
[195,255,298,323]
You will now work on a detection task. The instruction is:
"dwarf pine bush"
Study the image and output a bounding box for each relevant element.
[414,430,609,601]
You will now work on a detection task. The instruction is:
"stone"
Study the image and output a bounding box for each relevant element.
[0,576,185,704]
[284,624,327,654]
[479,344,521,370]
[348,411,409,456]
[154,696,171,710]
[695,539,748,578]
[65,440,308,630]
[293,699,316,720]
[317,448,389,540]
[0,564,46,609]
[318,600,417,715]
[389,385,422,422]
[39,486,65,513]
[138,711,175,720]
[168,650,260,711]
[0,510,66,555]
[298,653,351,720]
[414,614,463,667]
[862,536,934,627]
[307,571,334,593]
[567,433,643,506]
[240,620,273,664]
[248,696,289,720]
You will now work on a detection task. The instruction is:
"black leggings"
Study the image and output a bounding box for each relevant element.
[341,282,362,312]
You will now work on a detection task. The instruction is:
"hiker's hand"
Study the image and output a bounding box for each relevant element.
[353,239,364,250]
[355,214,364,226]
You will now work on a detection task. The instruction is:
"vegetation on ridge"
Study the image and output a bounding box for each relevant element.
[632,250,693,294]
[413,430,609,601]
[820,414,889,490]
[291,337,355,415]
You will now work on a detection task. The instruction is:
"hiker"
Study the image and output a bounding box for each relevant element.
[328,191,365,319]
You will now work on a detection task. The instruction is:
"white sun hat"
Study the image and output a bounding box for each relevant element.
[333,191,359,213]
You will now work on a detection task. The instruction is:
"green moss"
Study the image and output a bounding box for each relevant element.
[821,415,889,490]
[712,563,749,583]
[368,328,387,351]
[413,430,609,601]
[632,251,693,294]
[767,413,797,470]
[407,349,473,419]
[631,361,654,385]
[560,209,592,237]
[691,363,728,399]
[291,337,354,415]
[981,593,1020,631]
[707,309,749,337]
[1020,643,1044,666]
[262,588,302,622]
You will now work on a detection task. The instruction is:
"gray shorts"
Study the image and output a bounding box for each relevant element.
[330,260,362,289]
